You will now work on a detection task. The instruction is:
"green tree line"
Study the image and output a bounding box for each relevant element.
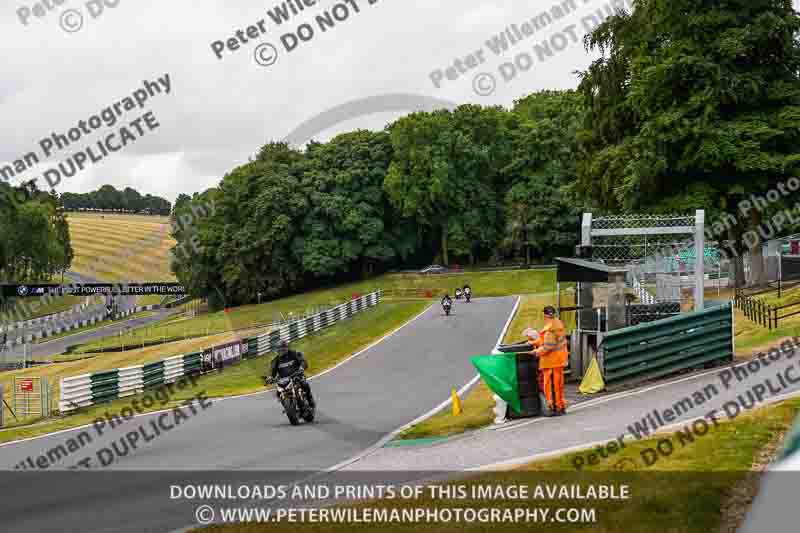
[0,180,73,283]
[174,0,800,305]
[171,92,583,307]
[61,184,171,215]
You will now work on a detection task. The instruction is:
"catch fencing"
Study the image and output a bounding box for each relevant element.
[59,291,381,413]
[602,302,734,384]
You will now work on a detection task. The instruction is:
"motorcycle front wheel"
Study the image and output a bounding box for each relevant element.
[303,406,315,423]
[281,396,301,425]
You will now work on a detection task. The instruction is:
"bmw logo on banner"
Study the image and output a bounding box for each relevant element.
[17,285,28,297]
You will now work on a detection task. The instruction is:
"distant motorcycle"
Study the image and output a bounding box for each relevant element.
[464,286,472,303]
[441,297,453,316]
[266,371,315,426]
[455,288,463,300]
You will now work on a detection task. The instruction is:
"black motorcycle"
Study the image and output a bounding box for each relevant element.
[464,286,472,303]
[455,288,463,300]
[442,298,453,316]
[267,371,315,425]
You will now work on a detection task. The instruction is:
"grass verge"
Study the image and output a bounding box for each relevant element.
[200,398,800,533]
[0,300,429,444]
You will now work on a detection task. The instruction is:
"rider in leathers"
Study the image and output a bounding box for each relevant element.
[270,341,316,407]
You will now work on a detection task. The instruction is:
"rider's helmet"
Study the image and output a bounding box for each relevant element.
[277,340,289,356]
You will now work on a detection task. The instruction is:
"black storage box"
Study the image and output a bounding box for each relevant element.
[497,343,542,418]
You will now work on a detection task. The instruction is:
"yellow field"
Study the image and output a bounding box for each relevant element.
[66,212,176,282]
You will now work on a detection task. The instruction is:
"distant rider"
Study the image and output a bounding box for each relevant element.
[441,294,453,308]
[463,285,472,301]
[270,340,315,407]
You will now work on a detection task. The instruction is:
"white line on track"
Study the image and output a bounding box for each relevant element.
[327,296,522,472]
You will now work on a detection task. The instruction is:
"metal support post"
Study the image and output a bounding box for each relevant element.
[694,209,705,311]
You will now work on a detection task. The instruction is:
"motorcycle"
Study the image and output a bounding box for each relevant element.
[266,371,315,426]
[455,288,463,300]
[442,298,453,316]
[464,286,472,303]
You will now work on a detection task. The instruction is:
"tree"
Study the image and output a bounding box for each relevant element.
[577,0,800,285]
[302,130,417,278]
[385,105,512,264]
[502,91,584,263]
[0,181,73,282]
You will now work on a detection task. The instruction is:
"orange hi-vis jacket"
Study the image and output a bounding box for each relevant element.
[534,318,569,369]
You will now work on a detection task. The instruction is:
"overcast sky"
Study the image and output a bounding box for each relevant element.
[1,0,670,201]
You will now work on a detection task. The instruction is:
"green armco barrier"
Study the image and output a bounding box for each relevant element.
[778,414,800,463]
[603,302,734,384]
[471,354,520,414]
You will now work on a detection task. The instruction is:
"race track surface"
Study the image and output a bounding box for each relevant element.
[0,297,517,533]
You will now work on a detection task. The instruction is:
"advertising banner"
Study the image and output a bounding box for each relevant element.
[211,340,245,369]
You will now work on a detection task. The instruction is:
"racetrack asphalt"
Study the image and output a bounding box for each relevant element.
[0,296,517,532]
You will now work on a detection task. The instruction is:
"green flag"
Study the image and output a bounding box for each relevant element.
[471,354,520,414]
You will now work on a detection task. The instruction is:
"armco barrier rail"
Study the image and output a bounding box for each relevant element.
[247,291,381,355]
[59,291,381,413]
[602,302,734,384]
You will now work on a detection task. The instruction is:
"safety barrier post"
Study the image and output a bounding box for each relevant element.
[0,384,3,427]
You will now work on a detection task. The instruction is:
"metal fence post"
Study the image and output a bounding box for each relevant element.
[0,384,4,427]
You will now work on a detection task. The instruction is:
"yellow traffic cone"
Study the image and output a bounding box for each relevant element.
[579,356,606,395]
[452,387,463,416]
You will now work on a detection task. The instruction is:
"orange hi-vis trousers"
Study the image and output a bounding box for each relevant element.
[541,367,566,412]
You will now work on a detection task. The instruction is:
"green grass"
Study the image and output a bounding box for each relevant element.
[73,270,557,353]
[202,398,800,533]
[0,300,428,444]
